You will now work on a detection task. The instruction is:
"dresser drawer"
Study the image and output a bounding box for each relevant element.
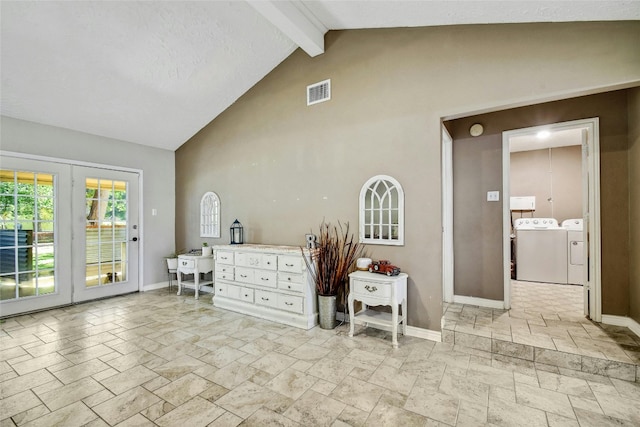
[254,270,277,289]
[277,294,303,313]
[239,287,254,303]
[216,265,234,274]
[278,273,303,293]
[235,267,254,284]
[215,270,234,281]
[216,250,234,265]
[352,279,391,299]
[255,289,278,308]
[223,284,241,300]
[178,258,195,269]
[236,252,261,268]
[262,254,278,270]
[278,255,303,273]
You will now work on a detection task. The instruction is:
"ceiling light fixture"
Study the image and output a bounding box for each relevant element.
[537,130,551,139]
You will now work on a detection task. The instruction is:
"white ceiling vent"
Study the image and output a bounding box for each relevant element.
[307,79,331,106]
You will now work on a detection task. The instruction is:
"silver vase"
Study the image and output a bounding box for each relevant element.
[318,295,337,329]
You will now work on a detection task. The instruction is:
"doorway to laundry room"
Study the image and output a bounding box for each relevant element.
[502,118,599,322]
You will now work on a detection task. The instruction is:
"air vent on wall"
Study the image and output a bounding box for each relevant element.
[307,79,331,106]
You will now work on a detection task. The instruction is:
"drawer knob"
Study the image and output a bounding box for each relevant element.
[244,294,249,297]
[287,285,291,289]
[287,277,291,281]
[364,285,378,292]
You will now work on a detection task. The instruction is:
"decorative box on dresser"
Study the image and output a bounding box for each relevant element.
[213,245,318,329]
[348,271,408,348]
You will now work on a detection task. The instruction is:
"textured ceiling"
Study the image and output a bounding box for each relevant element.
[1,1,638,151]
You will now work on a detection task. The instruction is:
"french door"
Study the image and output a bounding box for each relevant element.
[0,158,72,316]
[72,166,139,302]
[0,156,140,316]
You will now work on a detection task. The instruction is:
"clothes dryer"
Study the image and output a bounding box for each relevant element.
[562,219,584,285]
[514,218,568,284]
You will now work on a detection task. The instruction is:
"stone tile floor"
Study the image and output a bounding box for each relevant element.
[1,286,639,426]
[443,282,640,366]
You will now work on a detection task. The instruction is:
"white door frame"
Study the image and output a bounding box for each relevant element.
[501,118,601,321]
[0,151,144,297]
[441,125,454,303]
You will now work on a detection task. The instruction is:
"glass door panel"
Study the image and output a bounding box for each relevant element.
[72,166,139,302]
[0,158,72,316]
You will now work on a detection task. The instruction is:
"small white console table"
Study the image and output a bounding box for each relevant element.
[348,271,408,348]
[177,254,214,300]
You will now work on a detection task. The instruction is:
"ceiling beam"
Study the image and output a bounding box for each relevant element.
[247,0,327,57]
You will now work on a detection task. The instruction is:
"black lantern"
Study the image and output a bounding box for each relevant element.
[230,219,244,245]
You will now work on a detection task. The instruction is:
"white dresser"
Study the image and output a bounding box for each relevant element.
[213,245,317,329]
[176,254,214,300]
[348,271,408,348]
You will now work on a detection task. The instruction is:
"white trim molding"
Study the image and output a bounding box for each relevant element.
[337,312,441,342]
[601,315,640,338]
[453,295,505,310]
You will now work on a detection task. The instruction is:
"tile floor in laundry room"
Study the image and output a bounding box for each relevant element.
[1,284,639,426]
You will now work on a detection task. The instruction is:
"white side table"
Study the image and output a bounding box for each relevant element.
[348,271,408,348]
[177,254,214,300]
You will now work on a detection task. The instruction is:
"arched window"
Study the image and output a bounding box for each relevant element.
[359,175,404,245]
[200,192,220,238]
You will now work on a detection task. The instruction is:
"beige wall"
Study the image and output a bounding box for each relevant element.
[176,22,640,330]
[449,90,632,315]
[511,146,582,223]
[629,87,640,323]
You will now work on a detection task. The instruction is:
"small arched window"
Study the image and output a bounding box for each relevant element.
[200,192,220,238]
[359,175,404,246]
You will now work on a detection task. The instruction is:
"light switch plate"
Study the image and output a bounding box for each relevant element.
[487,191,500,202]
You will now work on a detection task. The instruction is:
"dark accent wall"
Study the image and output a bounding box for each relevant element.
[448,90,632,316]
[629,87,640,323]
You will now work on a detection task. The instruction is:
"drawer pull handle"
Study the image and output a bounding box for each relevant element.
[286,263,294,267]
[267,262,271,265]
[261,297,269,301]
[285,302,293,306]
[364,285,378,292]
[221,257,227,260]
[240,275,248,278]
[261,277,269,281]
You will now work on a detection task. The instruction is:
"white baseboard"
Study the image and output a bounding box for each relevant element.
[143,282,170,291]
[142,282,214,294]
[601,314,640,337]
[452,295,505,309]
[336,312,441,342]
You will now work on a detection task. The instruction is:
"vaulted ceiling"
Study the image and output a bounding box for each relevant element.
[1,1,637,151]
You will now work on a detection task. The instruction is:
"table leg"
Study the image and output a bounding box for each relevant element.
[402,298,407,335]
[348,294,355,337]
[195,272,200,300]
[391,299,398,348]
[176,271,182,296]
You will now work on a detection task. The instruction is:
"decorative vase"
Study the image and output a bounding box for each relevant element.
[166,258,178,270]
[202,246,212,256]
[318,294,337,329]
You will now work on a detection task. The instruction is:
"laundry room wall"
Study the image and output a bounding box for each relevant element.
[629,87,640,324]
[510,145,582,223]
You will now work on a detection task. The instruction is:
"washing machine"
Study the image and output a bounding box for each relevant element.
[562,219,584,285]
[514,218,568,284]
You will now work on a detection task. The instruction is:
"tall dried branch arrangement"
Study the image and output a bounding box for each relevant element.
[303,221,366,296]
